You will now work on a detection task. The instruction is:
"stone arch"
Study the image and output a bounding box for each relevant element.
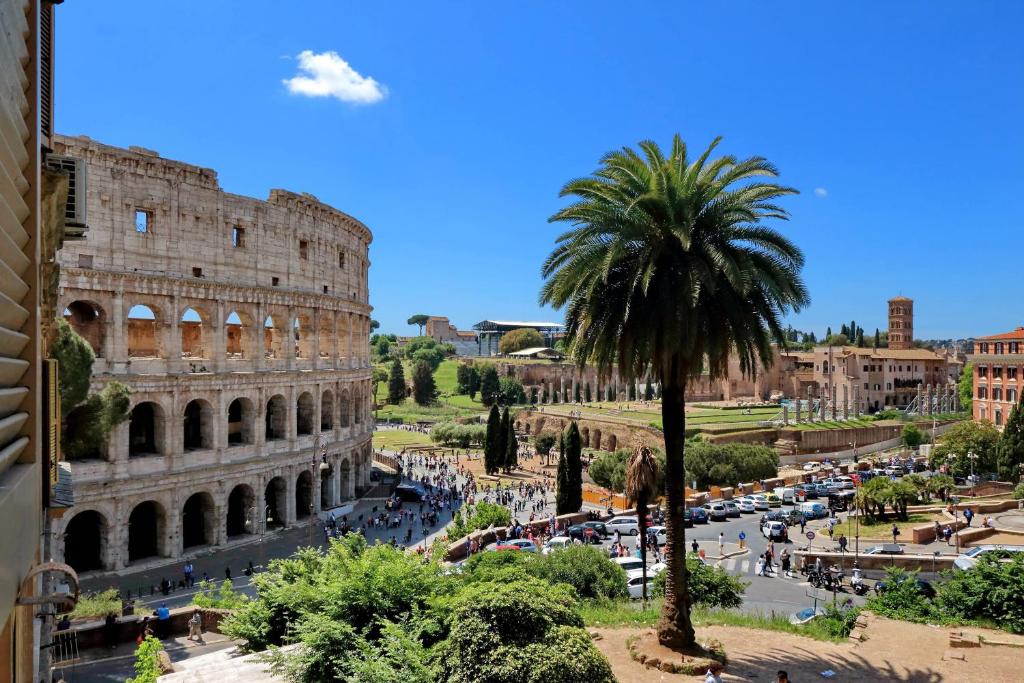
[591,428,602,450]
[265,394,287,440]
[339,388,351,428]
[296,391,315,435]
[263,314,286,359]
[127,500,166,563]
[339,459,351,499]
[227,397,255,445]
[63,509,108,573]
[182,491,216,548]
[295,470,313,519]
[318,313,335,359]
[581,426,590,446]
[183,398,214,450]
[63,300,106,356]
[353,386,362,425]
[180,305,212,359]
[127,303,162,358]
[321,389,334,431]
[129,401,166,457]
[226,483,256,537]
[264,476,287,528]
[320,463,332,509]
[294,314,312,359]
[225,309,255,359]
[606,434,617,451]
[533,418,546,436]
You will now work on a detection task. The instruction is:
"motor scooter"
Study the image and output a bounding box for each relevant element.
[849,564,869,596]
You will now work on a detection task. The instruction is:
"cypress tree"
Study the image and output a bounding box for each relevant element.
[607,385,614,402]
[498,408,510,471]
[563,422,584,513]
[574,383,582,403]
[629,382,636,401]
[505,412,518,472]
[411,360,436,405]
[530,387,538,404]
[997,399,1024,482]
[644,380,654,401]
[484,405,501,474]
[480,365,501,406]
[468,366,481,399]
[585,383,592,403]
[387,358,406,404]
[874,328,881,349]
[556,433,570,514]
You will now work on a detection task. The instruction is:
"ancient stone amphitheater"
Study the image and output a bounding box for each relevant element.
[52,135,374,573]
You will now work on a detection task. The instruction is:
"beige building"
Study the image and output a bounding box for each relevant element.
[52,136,375,573]
[968,327,1024,429]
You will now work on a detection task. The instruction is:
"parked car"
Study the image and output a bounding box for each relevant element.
[874,577,936,599]
[796,484,818,500]
[542,536,573,555]
[803,461,822,472]
[799,502,827,520]
[703,502,728,521]
[782,509,806,526]
[735,497,756,513]
[606,516,640,536]
[762,520,788,541]
[689,507,710,524]
[764,492,782,507]
[646,525,668,546]
[491,539,538,553]
[580,521,609,538]
[567,525,603,544]
[773,487,797,504]
[681,509,695,528]
[762,510,791,525]
[722,501,741,518]
[611,557,645,573]
[625,569,656,599]
[953,545,1024,571]
[750,494,770,511]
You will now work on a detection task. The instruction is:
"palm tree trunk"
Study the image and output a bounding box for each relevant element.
[638,490,649,604]
[656,378,696,648]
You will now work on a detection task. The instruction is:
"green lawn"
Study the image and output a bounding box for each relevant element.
[372,429,435,451]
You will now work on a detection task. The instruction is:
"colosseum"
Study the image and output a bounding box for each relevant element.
[51,135,375,574]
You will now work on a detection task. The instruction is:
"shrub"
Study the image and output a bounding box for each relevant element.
[430,421,487,448]
[68,588,121,620]
[937,553,1024,633]
[192,579,248,610]
[126,636,165,683]
[498,376,526,405]
[464,546,629,601]
[901,424,925,449]
[684,441,779,489]
[434,578,614,683]
[447,502,512,541]
[1014,482,1024,500]
[498,328,544,355]
[651,555,745,608]
[865,568,941,623]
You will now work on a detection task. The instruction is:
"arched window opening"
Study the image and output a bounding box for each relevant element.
[63,510,107,573]
[183,399,213,450]
[265,477,287,529]
[319,315,335,358]
[180,307,208,358]
[129,402,164,457]
[297,392,315,436]
[321,390,334,431]
[127,501,165,563]
[339,390,351,428]
[294,315,312,359]
[264,315,285,359]
[226,484,256,537]
[226,311,252,358]
[64,301,105,356]
[227,397,255,445]
[182,492,215,548]
[127,304,160,358]
[296,470,313,519]
[265,395,287,441]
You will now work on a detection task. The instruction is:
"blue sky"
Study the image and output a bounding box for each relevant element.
[58,2,1023,339]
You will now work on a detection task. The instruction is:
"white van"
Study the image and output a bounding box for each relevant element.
[606,516,640,536]
[774,487,796,504]
[799,501,827,519]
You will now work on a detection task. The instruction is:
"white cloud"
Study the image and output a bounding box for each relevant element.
[814,187,828,198]
[283,50,387,104]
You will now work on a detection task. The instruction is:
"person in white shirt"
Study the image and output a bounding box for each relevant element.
[704,661,724,683]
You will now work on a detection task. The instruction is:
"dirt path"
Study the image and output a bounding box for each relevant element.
[594,615,1021,681]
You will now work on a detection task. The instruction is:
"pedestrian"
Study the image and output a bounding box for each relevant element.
[704,661,724,683]
[780,549,792,578]
[103,612,118,649]
[943,525,953,546]
[838,534,848,553]
[933,520,942,542]
[755,555,766,576]
[188,608,203,641]
[718,531,724,555]
[964,507,973,527]
[777,671,790,683]
[154,603,171,639]
[799,516,806,534]
[691,539,699,554]
[891,524,900,545]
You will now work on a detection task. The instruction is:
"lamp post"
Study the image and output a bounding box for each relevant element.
[309,434,332,547]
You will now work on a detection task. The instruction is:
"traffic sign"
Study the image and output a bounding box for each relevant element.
[806,531,816,540]
[738,531,746,540]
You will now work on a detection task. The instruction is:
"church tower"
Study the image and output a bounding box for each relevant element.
[888,296,914,350]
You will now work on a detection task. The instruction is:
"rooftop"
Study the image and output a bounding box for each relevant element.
[976,327,1024,341]
[473,320,564,331]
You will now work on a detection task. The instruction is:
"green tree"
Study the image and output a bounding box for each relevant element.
[997,399,1024,482]
[855,329,865,347]
[456,363,473,394]
[498,327,544,354]
[584,383,592,402]
[126,636,166,683]
[369,319,380,332]
[555,433,571,514]
[930,420,1000,476]
[874,328,881,349]
[411,360,436,405]
[484,405,501,475]
[387,358,406,404]
[628,382,636,401]
[498,408,510,471]
[411,346,445,372]
[644,379,654,401]
[557,422,583,514]
[371,366,388,405]
[505,410,518,472]
[467,365,481,400]
[406,314,429,335]
[540,134,808,648]
[901,423,925,449]
[479,365,501,407]
[959,362,973,413]
[533,433,556,467]
[927,473,956,501]
[498,376,526,405]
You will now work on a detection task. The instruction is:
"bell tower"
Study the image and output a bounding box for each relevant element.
[888,296,913,350]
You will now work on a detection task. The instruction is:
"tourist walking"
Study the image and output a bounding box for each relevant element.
[188,609,203,641]
[838,534,848,553]
[718,531,725,555]
[891,524,900,545]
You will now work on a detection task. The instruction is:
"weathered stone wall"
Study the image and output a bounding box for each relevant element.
[52,135,375,573]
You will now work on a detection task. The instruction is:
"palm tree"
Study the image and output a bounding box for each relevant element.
[540,134,808,648]
[625,445,660,604]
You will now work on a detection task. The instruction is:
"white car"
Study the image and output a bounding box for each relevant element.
[611,556,645,573]
[750,494,770,511]
[487,539,537,552]
[625,569,656,599]
[645,525,668,546]
[953,545,1024,571]
[735,498,756,513]
[542,536,573,555]
[606,516,640,536]
[803,461,821,471]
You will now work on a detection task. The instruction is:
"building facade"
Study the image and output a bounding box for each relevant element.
[887,296,914,350]
[968,327,1024,429]
[52,136,375,573]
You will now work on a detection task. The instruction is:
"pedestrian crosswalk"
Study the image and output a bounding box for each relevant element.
[716,556,801,580]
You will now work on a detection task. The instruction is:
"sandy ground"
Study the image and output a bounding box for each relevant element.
[594,615,1023,682]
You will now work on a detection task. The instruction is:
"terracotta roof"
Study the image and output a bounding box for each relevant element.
[977,327,1024,341]
[822,346,946,361]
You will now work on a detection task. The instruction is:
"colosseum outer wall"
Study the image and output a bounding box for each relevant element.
[52,135,375,573]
